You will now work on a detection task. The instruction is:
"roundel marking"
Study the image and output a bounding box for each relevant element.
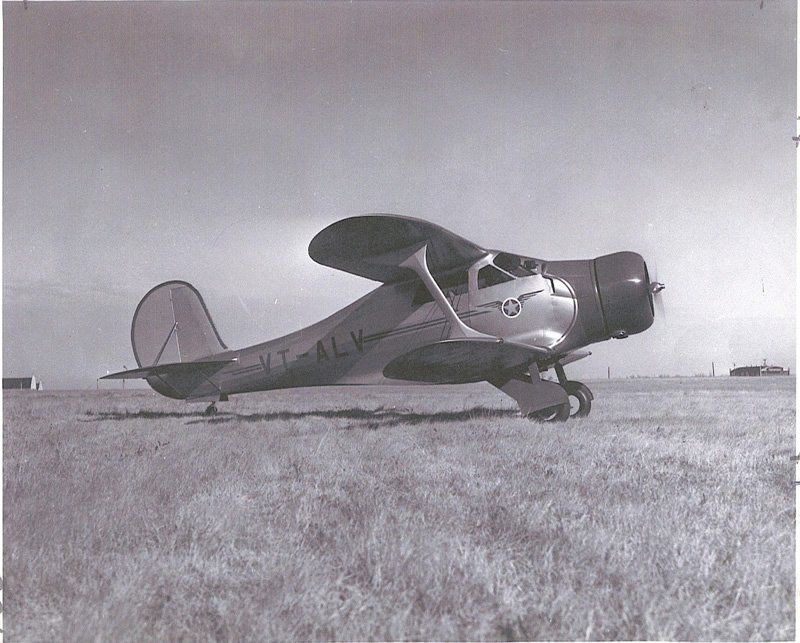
[501,297,522,318]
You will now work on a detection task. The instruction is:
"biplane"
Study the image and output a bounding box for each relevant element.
[102,215,663,420]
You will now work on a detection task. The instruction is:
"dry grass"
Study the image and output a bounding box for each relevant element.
[3,377,795,641]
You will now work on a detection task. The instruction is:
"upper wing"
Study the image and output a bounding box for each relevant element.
[308,214,487,283]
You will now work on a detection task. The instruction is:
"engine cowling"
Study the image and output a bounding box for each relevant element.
[593,251,654,338]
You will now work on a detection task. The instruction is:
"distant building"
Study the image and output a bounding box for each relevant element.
[730,366,761,377]
[3,376,43,390]
[730,362,790,377]
[761,365,790,375]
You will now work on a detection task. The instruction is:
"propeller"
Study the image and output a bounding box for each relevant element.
[648,260,666,321]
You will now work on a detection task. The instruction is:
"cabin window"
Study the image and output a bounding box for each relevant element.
[477,265,514,289]
[412,270,469,305]
[494,252,537,277]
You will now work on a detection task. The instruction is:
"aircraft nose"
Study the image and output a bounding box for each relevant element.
[593,252,654,338]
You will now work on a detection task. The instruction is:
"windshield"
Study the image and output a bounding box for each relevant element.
[493,252,540,277]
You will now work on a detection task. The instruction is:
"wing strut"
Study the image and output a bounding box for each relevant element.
[399,245,494,341]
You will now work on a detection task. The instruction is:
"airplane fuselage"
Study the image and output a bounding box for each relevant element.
[105,214,660,420]
[153,250,652,401]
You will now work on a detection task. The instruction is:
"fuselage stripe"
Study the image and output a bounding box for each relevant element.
[363,310,489,342]
[226,309,491,376]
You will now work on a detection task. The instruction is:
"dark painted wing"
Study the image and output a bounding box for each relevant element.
[383,339,550,384]
[308,214,487,283]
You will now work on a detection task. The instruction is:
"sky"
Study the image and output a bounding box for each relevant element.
[3,0,796,388]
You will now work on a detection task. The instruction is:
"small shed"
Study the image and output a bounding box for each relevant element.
[3,376,42,390]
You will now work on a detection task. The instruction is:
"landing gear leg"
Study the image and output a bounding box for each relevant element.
[489,367,570,422]
[552,363,593,418]
[204,402,218,416]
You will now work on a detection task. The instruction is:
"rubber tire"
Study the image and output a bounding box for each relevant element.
[529,401,571,423]
[565,381,592,418]
[204,404,218,416]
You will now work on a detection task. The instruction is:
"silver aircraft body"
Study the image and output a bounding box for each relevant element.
[104,215,663,420]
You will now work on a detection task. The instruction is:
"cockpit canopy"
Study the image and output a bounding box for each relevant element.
[493,252,540,277]
[413,251,542,304]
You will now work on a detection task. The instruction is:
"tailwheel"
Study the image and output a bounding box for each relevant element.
[528,401,571,423]
[204,402,218,416]
[564,381,592,418]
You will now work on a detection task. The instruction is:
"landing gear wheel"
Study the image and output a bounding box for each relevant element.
[528,401,571,423]
[564,381,592,418]
[204,403,218,416]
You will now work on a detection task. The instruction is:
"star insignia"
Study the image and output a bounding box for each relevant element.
[479,290,543,312]
[502,297,522,318]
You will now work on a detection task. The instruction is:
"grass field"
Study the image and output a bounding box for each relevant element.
[4,377,795,641]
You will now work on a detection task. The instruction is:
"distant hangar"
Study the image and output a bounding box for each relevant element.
[730,362,790,377]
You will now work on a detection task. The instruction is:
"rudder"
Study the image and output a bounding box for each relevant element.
[131,281,227,367]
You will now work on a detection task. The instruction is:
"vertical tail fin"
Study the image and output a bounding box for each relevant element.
[131,281,227,367]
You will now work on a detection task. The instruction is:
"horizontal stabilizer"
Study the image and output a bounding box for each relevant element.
[383,339,549,384]
[101,359,235,380]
